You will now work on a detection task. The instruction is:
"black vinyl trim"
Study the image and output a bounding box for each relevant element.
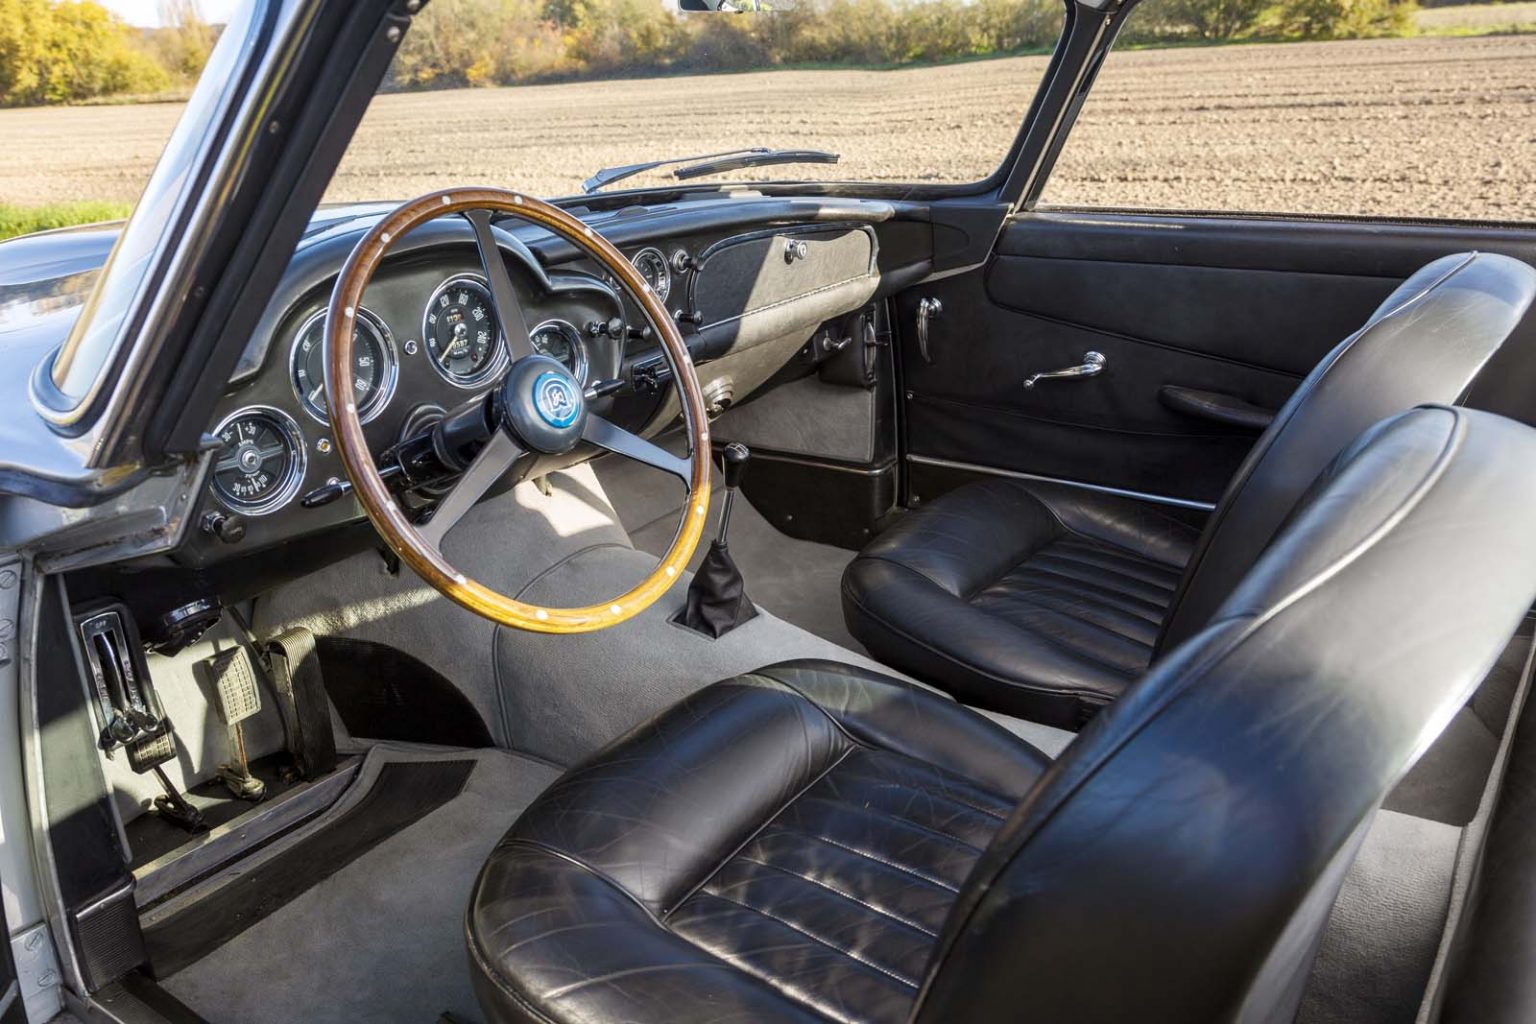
[144,759,475,977]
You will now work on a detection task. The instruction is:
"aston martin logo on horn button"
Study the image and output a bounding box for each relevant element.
[533,371,581,428]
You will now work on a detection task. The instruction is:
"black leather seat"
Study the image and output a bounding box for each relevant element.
[844,251,1536,727]
[470,405,1536,1024]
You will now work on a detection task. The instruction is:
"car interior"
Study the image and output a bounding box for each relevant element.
[8,2,1536,1024]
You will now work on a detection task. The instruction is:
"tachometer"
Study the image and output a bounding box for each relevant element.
[289,308,397,424]
[530,319,588,383]
[630,247,671,302]
[423,275,508,387]
[210,407,306,516]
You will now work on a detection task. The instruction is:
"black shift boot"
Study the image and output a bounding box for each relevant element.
[677,443,758,638]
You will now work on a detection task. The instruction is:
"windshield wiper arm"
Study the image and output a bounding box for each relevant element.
[582,147,840,194]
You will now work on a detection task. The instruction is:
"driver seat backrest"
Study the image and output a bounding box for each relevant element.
[1155,251,1536,654]
[912,405,1536,1024]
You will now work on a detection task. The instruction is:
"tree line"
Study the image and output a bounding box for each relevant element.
[0,0,1419,107]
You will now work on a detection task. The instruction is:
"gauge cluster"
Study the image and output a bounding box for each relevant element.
[191,245,632,556]
[188,217,816,565]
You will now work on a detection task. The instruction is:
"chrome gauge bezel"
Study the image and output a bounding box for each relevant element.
[529,318,590,385]
[288,307,399,425]
[421,273,510,389]
[630,247,671,303]
[209,405,308,517]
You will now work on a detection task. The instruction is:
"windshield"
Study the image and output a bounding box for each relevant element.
[328,0,1065,201]
[42,0,264,416]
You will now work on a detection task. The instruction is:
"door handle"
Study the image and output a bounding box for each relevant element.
[916,297,942,363]
[1024,351,1106,389]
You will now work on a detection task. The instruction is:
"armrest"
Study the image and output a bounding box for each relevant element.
[1159,385,1275,431]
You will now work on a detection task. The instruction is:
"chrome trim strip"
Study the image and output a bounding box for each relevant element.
[906,454,1217,512]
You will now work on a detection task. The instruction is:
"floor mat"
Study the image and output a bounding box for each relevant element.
[162,746,560,1024]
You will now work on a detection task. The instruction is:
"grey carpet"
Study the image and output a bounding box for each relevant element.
[162,745,559,1024]
[597,447,861,652]
[1298,811,1463,1024]
[498,545,898,766]
[1387,619,1536,825]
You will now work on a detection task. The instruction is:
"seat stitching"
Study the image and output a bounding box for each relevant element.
[687,889,922,990]
[841,575,1133,701]
[795,793,986,854]
[1033,544,1184,588]
[1019,549,1181,597]
[979,572,1168,627]
[970,596,1156,672]
[465,852,840,1024]
[825,762,1011,821]
[729,854,941,939]
[769,826,962,893]
[663,744,857,920]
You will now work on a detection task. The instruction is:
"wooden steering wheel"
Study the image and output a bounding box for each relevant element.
[324,187,711,633]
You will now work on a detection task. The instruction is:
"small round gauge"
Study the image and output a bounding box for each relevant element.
[289,308,397,424]
[630,247,671,302]
[210,407,306,516]
[423,275,508,387]
[529,319,589,383]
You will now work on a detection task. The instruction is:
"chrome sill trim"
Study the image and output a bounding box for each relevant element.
[906,454,1217,512]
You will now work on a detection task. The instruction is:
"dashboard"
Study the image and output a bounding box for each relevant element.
[177,195,920,568]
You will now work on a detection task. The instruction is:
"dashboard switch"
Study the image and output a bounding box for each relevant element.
[200,510,247,544]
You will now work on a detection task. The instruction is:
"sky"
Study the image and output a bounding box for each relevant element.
[99,0,246,27]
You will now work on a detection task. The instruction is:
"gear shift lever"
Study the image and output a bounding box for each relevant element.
[676,442,759,638]
[716,442,750,547]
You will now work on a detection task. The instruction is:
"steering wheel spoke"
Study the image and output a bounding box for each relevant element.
[582,415,692,484]
[464,208,534,361]
[418,428,524,549]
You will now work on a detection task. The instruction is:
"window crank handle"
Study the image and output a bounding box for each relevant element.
[1024,351,1106,389]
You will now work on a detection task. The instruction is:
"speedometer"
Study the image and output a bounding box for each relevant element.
[423,275,508,387]
[289,308,397,424]
[630,248,671,302]
[210,407,306,515]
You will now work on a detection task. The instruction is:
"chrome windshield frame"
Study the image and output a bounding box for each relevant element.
[28,0,284,451]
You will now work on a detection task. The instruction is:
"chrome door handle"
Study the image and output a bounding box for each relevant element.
[916,297,942,363]
[1024,351,1106,389]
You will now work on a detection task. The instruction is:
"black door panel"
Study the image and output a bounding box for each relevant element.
[898,211,1536,505]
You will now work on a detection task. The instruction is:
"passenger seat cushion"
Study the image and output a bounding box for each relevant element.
[842,478,1199,728]
[468,659,1049,1024]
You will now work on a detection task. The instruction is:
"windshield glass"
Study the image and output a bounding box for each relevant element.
[328,0,1065,201]
[45,0,264,412]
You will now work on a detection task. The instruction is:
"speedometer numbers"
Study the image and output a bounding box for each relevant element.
[211,407,307,516]
[423,276,508,387]
[289,308,397,424]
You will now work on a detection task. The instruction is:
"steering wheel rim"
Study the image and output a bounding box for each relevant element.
[324,187,711,633]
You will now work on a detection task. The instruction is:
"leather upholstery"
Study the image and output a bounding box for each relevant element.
[846,251,1536,725]
[841,477,1199,727]
[468,660,1048,1024]
[471,405,1536,1024]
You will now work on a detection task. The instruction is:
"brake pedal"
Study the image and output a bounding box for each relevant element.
[202,646,267,802]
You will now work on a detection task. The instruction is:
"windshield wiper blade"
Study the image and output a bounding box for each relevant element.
[582,147,840,194]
